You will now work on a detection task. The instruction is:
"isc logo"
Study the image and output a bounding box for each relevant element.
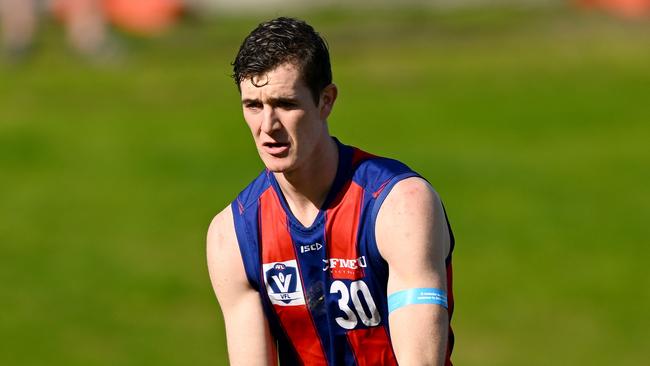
[300,242,323,254]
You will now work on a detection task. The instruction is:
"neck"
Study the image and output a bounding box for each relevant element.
[274,136,339,224]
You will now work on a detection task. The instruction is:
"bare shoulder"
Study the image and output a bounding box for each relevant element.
[206,204,236,253]
[383,176,440,210]
[375,176,450,268]
[206,204,250,299]
[377,177,442,230]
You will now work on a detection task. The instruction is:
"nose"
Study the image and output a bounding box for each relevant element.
[261,105,281,134]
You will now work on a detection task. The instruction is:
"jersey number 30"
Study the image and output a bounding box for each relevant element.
[330,280,381,329]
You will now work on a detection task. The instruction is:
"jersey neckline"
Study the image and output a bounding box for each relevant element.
[267,137,354,233]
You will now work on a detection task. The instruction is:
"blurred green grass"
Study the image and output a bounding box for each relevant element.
[1,6,649,365]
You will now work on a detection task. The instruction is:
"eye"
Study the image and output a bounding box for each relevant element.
[244,101,262,111]
[277,100,298,110]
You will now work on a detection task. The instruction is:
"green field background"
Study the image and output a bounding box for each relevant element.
[1,5,649,365]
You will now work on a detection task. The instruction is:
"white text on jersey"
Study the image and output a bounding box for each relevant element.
[300,242,323,253]
[322,256,367,271]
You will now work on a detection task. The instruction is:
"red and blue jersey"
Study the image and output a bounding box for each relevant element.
[231,139,455,365]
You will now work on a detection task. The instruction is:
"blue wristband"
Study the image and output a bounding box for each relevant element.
[388,288,448,313]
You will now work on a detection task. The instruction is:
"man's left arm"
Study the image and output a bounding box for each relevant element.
[375,177,451,366]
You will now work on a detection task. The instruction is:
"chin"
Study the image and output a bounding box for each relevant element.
[260,155,295,173]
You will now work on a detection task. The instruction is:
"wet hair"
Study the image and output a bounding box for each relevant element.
[232,17,332,105]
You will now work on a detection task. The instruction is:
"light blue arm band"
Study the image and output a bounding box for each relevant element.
[388,288,448,313]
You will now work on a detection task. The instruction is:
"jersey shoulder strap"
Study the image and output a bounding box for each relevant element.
[349,147,421,217]
[230,169,272,291]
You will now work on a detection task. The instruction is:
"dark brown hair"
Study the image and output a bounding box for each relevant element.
[232,17,332,105]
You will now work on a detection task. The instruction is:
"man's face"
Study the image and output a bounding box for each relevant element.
[240,63,332,173]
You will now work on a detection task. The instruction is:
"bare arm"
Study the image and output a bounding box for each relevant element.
[207,205,277,365]
[376,177,451,366]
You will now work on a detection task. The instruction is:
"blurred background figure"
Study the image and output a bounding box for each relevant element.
[578,0,650,18]
[52,0,109,58]
[0,0,108,61]
[1,0,183,62]
[0,0,38,60]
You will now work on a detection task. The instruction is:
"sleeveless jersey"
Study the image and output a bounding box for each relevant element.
[231,139,455,365]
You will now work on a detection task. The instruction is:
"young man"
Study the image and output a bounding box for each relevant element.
[207,17,455,365]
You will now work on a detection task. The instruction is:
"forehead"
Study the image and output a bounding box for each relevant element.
[239,63,308,98]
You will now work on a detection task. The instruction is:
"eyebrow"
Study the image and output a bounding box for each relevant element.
[241,98,260,105]
[241,96,299,106]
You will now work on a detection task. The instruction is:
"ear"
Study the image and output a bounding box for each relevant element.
[319,83,338,120]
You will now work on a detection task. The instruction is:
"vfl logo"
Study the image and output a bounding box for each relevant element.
[263,260,305,306]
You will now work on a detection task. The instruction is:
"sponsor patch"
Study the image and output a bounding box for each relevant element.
[323,256,367,280]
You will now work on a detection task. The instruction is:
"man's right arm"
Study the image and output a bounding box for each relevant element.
[207,205,277,365]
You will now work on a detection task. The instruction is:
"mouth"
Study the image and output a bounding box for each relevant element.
[262,141,290,156]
